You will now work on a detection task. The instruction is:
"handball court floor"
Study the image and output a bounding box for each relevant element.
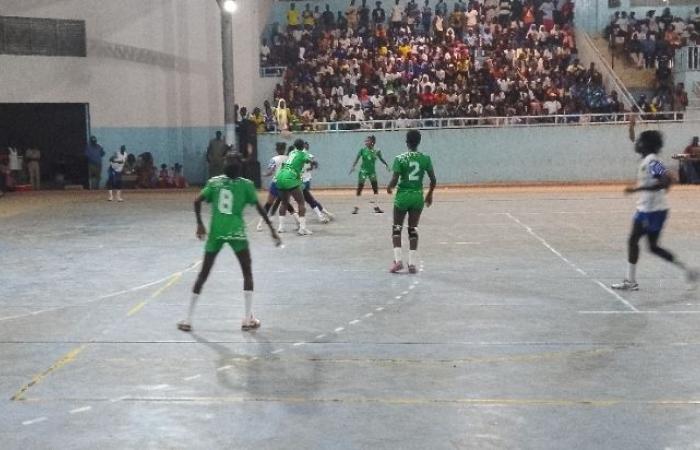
[1,185,700,450]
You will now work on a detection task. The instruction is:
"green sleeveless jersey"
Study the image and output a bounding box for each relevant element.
[200,176,258,241]
[358,147,382,173]
[392,151,433,192]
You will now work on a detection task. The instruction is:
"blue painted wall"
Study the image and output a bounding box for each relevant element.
[92,126,221,185]
[258,121,696,187]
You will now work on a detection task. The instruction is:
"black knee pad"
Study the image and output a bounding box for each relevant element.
[408,227,418,240]
[392,224,403,237]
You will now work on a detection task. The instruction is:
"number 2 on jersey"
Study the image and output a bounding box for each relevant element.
[408,161,420,181]
[218,189,233,214]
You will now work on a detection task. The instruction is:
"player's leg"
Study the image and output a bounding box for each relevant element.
[115,172,123,201]
[354,175,365,214]
[406,208,423,273]
[646,213,697,284]
[178,250,219,331]
[390,206,408,272]
[234,246,260,330]
[107,168,114,201]
[277,189,292,233]
[303,183,329,223]
[291,187,312,235]
[612,219,645,290]
[370,177,383,213]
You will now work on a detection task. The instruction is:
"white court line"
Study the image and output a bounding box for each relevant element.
[69,406,92,414]
[315,334,326,339]
[22,417,47,426]
[216,365,233,372]
[364,313,373,318]
[270,349,284,354]
[109,396,129,403]
[292,342,305,347]
[402,291,409,295]
[183,375,201,381]
[349,319,361,325]
[150,384,170,390]
[504,213,638,312]
[580,310,700,315]
[376,307,385,311]
[395,296,402,299]
[334,327,345,333]
[0,260,202,322]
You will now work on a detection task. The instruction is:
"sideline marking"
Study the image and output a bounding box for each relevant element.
[127,273,182,317]
[216,365,232,372]
[580,310,700,315]
[11,345,86,401]
[69,406,92,414]
[349,320,361,325]
[22,417,47,426]
[184,374,201,381]
[505,213,638,312]
[334,327,345,333]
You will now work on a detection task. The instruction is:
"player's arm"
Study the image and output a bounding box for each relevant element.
[193,194,207,240]
[624,166,672,194]
[255,201,282,246]
[425,167,437,207]
[387,171,400,194]
[377,151,390,170]
[349,153,361,173]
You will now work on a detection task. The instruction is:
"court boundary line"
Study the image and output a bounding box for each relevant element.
[504,212,638,312]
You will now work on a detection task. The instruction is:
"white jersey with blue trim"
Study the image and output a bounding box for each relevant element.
[110,151,127,173]
[268,155,288,182]
[301,150,314,183]
[636,153,669,212]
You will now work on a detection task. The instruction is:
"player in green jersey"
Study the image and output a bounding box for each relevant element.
[178,154,281,332]
[276,139,313,235]
[349,135,389,214]
[386,130,436,274]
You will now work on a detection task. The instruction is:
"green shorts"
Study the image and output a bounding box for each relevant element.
[358,169,377,184]
[394,190,424,212]
[275,170,302,191]
[205,237,249,254]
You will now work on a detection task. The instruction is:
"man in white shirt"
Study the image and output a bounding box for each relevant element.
[108,145,127,202]
[612,130,697,290]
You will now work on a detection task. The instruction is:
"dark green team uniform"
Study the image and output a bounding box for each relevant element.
[276,149,312,190]
[357,147,383,183]
[201,175,258,253]
[392,151,433,211]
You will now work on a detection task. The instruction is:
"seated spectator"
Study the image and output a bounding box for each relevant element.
[681,136,700,184]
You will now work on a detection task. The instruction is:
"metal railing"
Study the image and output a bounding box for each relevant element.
[263,111,687,134]
[675,45,700,72]
[259,65,286,77]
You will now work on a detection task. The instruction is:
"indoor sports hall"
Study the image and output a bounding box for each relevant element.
[2,0,700,448]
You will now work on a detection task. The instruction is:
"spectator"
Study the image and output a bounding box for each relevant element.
[8,143,21,186]
[274,99,291,131]
[390,0,403,32]
[287,2,300,30]
[260,38,271,65]
[321,4,335,30]
[206,131,226,177]
[251,107,266,133]
[107,145,127,202]
[681,136,700,184]
[25,145,41,190]
[346,0,359,30]
[85,135,105,190]
[672,82,688,117]
[372,1,386,26]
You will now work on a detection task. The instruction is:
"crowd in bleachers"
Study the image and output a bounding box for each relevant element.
[606,6,698,108]
[258,0,631,130]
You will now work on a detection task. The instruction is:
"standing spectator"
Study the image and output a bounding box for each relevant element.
[681,136,700,184]
[390,0,403,32]
[287,3,300,30]
[8,143,21,186]
[25,145,41,190]
[302,3,315,30]
[107,145,127,201]
[359,0,371,31]
[346,0,359,30]
[85,135,105,190]
[207,131,226,178]
[672,82,689,118]
[321,4,335,30]
[372,1,386,26]
[435,0,447,17]
[421,0,433,35]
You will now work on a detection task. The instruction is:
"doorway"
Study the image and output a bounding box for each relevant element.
[0,103,89,188]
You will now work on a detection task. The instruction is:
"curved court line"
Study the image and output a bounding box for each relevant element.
[0,260,201,323]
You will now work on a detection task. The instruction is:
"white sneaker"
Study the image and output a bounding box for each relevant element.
[297,227,313,236]
[241,315,260,331]
[108,197,113,202]
[318,214,330,224]
[322,210,335,221]
[256,219,264,232]
[611,279,639,291]
[117,197,123,202]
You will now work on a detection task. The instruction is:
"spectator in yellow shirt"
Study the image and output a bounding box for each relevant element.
[287,3,300,30]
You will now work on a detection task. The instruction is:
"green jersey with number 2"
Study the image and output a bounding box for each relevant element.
[201,175,258,252]
[392,151,433,211]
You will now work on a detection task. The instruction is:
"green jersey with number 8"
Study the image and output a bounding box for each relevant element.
[201,176,258,247]
[393,151,433,193]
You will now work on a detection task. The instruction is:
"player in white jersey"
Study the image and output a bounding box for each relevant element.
[612,130,697,290]
[107,145,127,202]
[300,141,335,223]
[257,142,299,231]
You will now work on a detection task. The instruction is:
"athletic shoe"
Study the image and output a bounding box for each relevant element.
[318,215,330,224]
[177,320,192,332]
[256,219,264,232]
[611,280,639,291]
[277,227,285,234]
[322,210,335,221]
[241,316,261,331]
[297,227,313,236]
[352,207,359,214]
[374,206,384,214]
[389,261,404,273]
[408,264,417,274]
[107,197,113,202]
[117,198,124,202]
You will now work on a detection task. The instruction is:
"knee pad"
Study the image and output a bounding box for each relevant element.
[392,224,403,237]
[408,227,418,240]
